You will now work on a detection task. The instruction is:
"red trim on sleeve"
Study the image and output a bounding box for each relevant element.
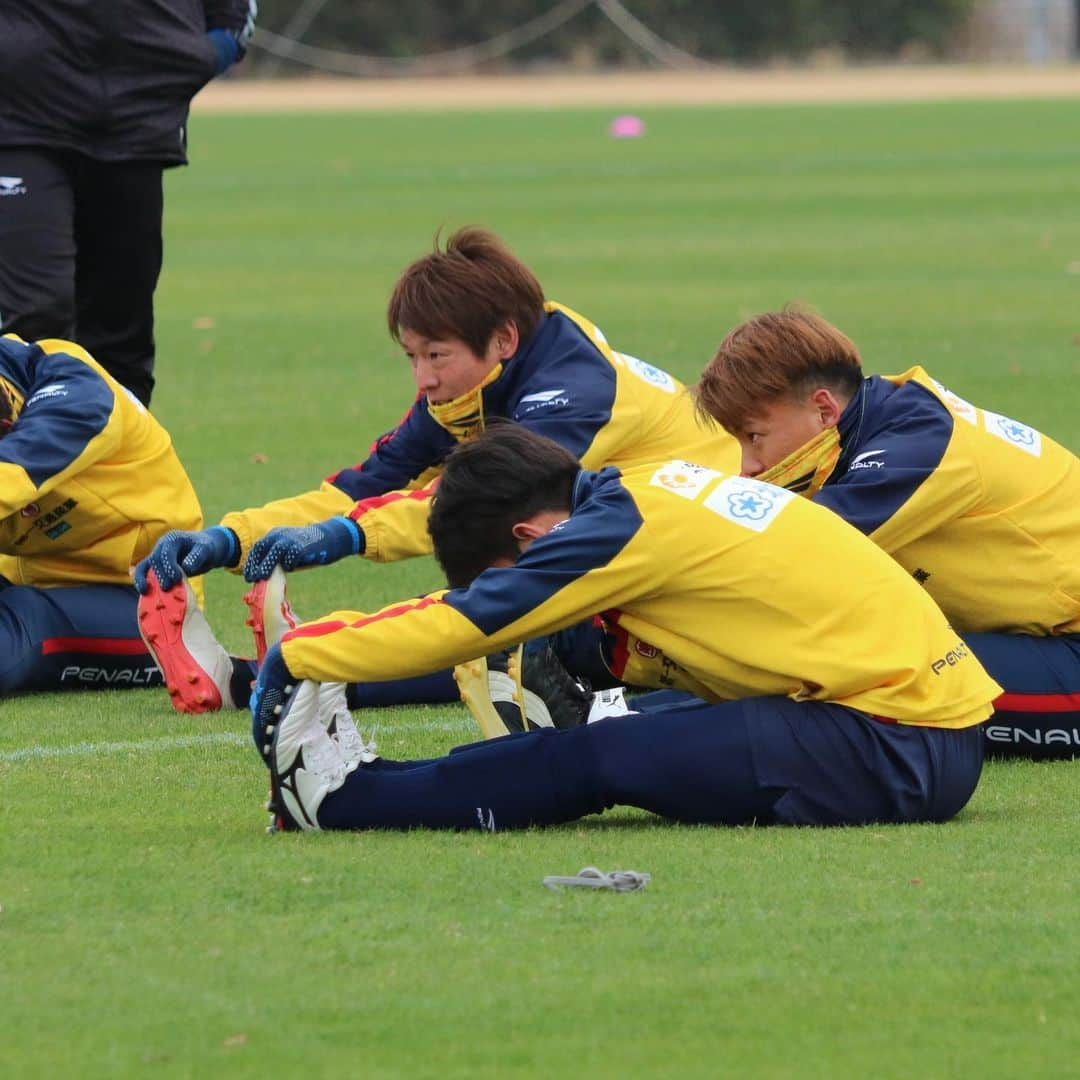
[41,637,149,656]
[283,595,443,642]
[600,609,629,679]
[347,482,437,522]
[993,690,1080,715]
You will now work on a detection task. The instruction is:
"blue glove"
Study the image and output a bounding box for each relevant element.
[207,29,240,74]
[207,0,257,74]
[250,642,294,764]
[133,526,239,593]
[243,516,363,583]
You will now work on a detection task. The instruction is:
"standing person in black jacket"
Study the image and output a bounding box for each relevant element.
[0,1,257,406]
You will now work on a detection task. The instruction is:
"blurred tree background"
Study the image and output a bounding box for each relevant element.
[251,0,980,73]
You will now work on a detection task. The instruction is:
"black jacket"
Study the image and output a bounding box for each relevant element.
[0,1,251,165]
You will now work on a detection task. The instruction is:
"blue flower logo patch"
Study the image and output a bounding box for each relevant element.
[704,475,795,532]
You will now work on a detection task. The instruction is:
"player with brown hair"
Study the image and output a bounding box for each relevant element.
[695,307,1080,759]
[134,226,738,715]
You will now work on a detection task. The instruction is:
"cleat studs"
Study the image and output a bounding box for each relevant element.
[273,704,282,716]
[266,724,275,736]
[262,744,270,755]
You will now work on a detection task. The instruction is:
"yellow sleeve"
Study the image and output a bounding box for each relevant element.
[345,483,438,562]
[0,344,123,519]
[281,593,492,684]
[280,508,660,685]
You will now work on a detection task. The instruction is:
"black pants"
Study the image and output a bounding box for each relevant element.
[0,147,163,405]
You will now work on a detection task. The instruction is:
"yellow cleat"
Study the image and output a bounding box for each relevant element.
[453,645,526,739]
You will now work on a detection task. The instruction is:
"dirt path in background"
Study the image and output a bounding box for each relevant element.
[193,65,1080,113]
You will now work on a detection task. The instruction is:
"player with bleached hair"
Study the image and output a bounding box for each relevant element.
[694,308,1080,760]
[0,334,209,696]
[244,423,999,834]
[134,226,739,718]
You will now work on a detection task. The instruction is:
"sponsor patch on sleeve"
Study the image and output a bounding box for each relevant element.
[982,409,1042,457]
[649,460,721,499]
[620,353,676,393]
[703,475,795,533]
[929,378,978,426]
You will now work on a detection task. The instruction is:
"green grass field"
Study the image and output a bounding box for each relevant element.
[2,97,1078,1077]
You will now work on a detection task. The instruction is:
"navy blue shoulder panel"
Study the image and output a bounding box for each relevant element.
[0,336,34,395]
[328,310,616,503]
[444,468,642,636]
[492,312,617,461]
[816,376,954,536]
[0,342,115,488]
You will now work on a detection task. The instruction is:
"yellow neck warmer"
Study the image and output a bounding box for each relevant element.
[427,362,504,440]
[0,375,25,433]
[757,425,842,497]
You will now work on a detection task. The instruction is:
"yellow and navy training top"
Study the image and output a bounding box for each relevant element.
[802,367,1080,636]
[281,460,999,729]
[0,336,203,588]
[220,302,740,564]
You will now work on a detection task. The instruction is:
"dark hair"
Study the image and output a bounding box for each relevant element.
[387,226,545,357]
[429,421,578,588]
[695,307,864,434]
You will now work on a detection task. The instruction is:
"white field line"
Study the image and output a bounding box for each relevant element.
[0,731,249,763]
[0,718,471,764]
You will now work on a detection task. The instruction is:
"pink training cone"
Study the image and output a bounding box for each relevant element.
[609,114,646,139]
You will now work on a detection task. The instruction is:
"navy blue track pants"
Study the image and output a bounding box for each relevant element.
[0,578,161,694]
[317,696,985,832]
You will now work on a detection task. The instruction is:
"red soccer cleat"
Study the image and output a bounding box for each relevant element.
[242,565,300,666]
[137,569,234,713]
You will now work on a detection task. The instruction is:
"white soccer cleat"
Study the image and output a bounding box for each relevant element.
[266,680,349,832]
[137,569,234,714]
[318,682,378,770]
[242,565,300,665]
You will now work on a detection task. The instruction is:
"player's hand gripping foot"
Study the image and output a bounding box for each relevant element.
[242,565,300,665]
[252,646,353,832]
[137,568,235,714]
